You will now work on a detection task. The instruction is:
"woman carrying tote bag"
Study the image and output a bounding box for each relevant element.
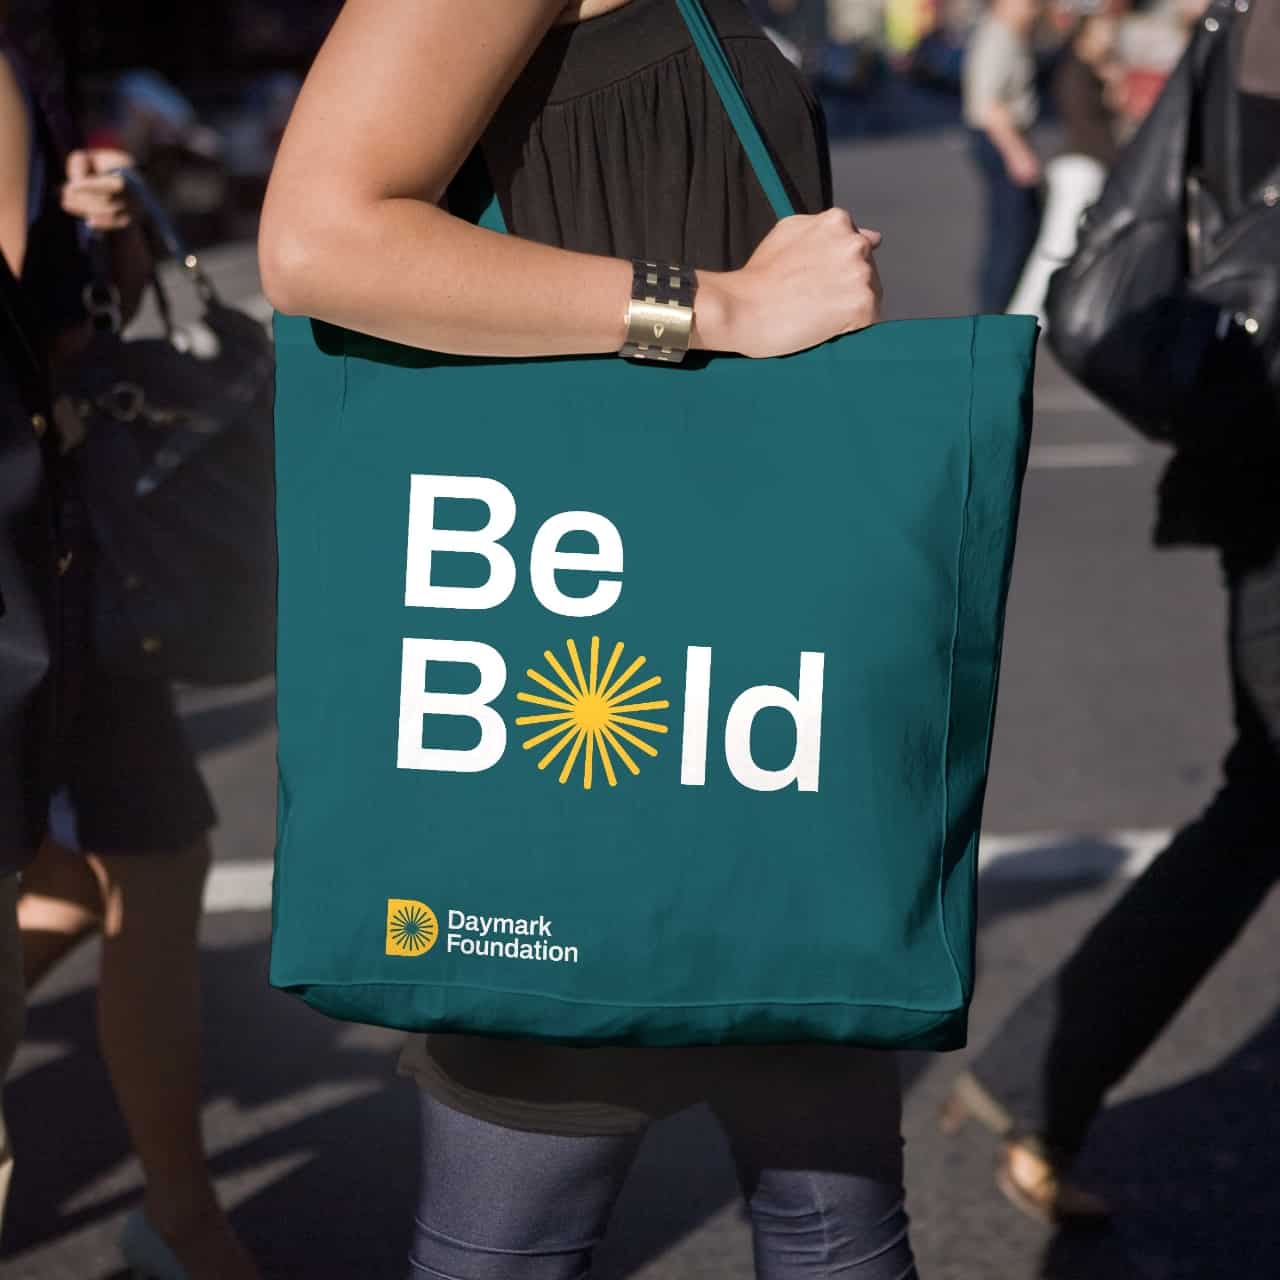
[261,1,915,1274]
[264,1,1034,1275]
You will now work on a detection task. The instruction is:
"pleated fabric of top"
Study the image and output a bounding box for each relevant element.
[269,0,1037,1050]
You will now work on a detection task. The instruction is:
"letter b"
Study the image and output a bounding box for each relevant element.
[397,639,507,773]
[404,474,516,610]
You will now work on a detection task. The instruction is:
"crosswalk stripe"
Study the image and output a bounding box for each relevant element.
[978,828,1168,880]
[1027,443,1146,469]
[204,829,1172,914]
[204,860,275,913]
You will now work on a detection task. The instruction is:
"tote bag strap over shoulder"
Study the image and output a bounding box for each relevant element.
[670,0,797,220]
[478,0,798,233]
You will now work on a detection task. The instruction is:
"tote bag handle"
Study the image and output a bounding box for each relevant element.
[479,0,798,232]
[672,0,796,220]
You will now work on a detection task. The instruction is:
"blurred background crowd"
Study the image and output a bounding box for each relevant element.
[20,0,1212,247]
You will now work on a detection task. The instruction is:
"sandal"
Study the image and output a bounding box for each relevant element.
[940,1071,1110,1226]
[997,1140,1111,1226]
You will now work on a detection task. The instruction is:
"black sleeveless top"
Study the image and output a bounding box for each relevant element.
[402,0,865,1138]
[454,0,830,268]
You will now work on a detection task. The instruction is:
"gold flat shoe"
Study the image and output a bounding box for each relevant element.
[996,1141,1111,1227]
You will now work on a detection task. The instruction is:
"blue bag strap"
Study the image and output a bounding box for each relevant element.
[478,0,797,232]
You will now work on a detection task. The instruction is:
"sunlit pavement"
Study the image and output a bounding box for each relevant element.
[7,130,1277,1279]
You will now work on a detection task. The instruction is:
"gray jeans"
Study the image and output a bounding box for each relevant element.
[408,1075,917,1280]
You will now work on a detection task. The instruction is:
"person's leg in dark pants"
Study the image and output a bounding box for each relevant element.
[408,1089,643,1279]
[715,1049,918,1279]
[960,544,1280,1168]
[409,1049,919,1280]
[970,130,1042,314]
[971,783,1278,1159]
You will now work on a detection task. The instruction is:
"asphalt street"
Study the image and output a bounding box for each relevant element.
[6,129,1278,1279]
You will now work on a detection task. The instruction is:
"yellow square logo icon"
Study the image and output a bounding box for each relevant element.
[385,899,439,956]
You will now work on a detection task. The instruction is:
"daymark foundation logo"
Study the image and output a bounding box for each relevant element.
[385,899,439,956]
[384,899,582,965]
[516,637,668,789]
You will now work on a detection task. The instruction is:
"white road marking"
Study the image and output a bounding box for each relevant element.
[1027,442,1146,470]
[978,828,1169,880]
[205,828,1173,914]
[58,1150,313,1221]
[204,859,276,912]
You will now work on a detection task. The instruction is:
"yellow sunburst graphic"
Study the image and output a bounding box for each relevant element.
[516,638,669,789]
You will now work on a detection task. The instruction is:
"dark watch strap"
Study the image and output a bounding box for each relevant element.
[631,260,696,308]
[621,259,697,362]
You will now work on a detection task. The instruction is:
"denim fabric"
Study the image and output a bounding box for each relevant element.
[408,1074,917,1280]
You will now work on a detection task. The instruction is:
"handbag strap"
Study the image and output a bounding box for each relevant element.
[479,0,797,232]
[113,167,222,312]
[80,166,222,341]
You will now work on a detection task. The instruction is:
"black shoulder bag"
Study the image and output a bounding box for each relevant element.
[60,170,277,686]
[1044,0,1280,441]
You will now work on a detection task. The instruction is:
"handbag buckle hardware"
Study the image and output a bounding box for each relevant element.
[95,382,202,432]
[99,381,146,422]
[82,281,123,334]
[141,403,200,429]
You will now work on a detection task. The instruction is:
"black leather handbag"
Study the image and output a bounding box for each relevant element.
[1044,0,1280,441]
[61,171,277,686]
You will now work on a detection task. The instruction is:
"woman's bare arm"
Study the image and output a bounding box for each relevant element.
[0,54,32,277]
[259,0,882,360]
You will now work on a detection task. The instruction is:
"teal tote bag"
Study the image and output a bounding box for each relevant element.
[269,0,1036,1050]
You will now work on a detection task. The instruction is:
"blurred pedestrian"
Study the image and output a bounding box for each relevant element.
[963,0,1045,312]
[0,106,59,1242]
[260,2,914,1278]
[1,2,75,1232]
[943,0,1280,1224]
[1052,6,1123,167]
[0,251,41,1230]
[0,13,257,1279]
[1007,5,1124,321]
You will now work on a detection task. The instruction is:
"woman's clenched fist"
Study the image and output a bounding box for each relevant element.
[699,208,883,359]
